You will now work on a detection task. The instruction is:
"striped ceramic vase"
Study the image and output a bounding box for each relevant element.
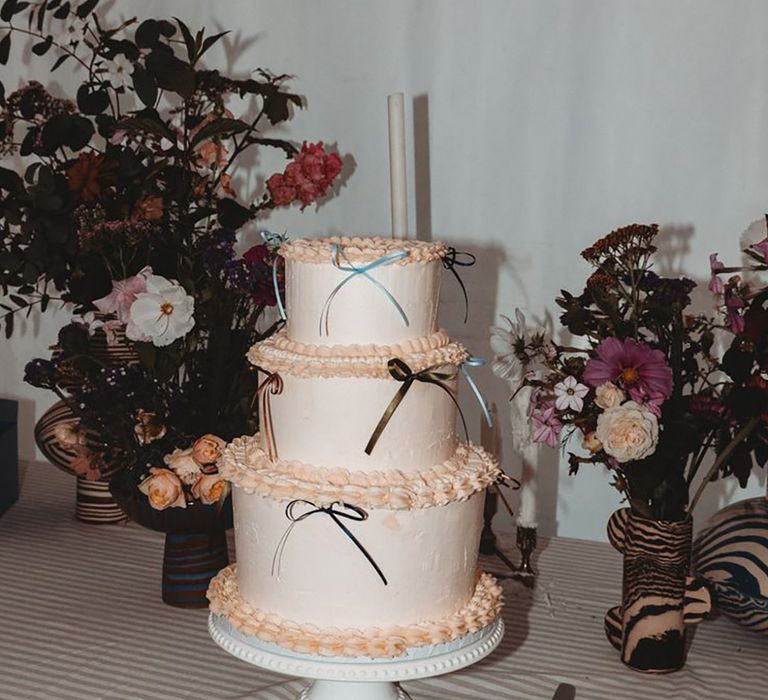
[162,529,229,607]
[35,401,126,524]
[693,495,768,635]
[604,508,711,673]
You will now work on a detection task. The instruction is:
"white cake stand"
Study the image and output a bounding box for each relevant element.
[208,613,504,700]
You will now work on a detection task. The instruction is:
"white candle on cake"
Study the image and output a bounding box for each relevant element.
[387,92,408,239]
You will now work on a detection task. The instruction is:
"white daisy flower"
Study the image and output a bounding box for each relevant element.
[105,53,133,89]
[62,16,88,45]
[127,275,195,347]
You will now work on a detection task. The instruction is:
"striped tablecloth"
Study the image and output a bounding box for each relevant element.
[1,462,765,700]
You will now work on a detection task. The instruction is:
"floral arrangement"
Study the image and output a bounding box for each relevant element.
[1,2,343,507]
[492,224,768,521]
[139,434,228,511]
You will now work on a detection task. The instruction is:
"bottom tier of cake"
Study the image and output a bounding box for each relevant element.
[207,565,503,659]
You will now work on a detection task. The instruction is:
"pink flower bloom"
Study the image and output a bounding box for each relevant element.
[267,142,343,210]
[583,338,673,408]
[752,237,768,263]
[531,406,562,448]
[708,253,725,294]
[553,375,589,412]
[93,266,152,323]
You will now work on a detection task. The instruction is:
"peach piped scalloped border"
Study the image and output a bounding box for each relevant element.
[220,438,500,510]
[247,329,469,379]
[207,565,503,658]
[280,236,448,265]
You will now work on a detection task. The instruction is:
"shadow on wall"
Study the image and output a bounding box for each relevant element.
[412,92,560,535]
[652,223,766,526]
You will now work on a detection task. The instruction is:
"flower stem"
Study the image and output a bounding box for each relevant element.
[687,416,761,513]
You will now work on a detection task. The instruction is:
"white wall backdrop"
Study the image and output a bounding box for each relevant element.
[1,0,766,539]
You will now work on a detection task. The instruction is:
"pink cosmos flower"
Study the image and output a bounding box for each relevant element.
[708,253,725,294]
[531,406,562,448]
[752,237,768,263]
[583,338,673,409]
[93,266,152,323]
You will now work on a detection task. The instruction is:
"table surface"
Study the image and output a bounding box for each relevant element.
[1,462,765,700]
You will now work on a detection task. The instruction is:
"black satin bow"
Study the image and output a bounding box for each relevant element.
[442,247,476,324]
[364,358,468,455]
[271,499,388,586]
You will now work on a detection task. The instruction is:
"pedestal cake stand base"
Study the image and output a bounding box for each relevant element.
[208,613,504,700]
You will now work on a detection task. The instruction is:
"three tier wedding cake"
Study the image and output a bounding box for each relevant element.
[208,236,503,658]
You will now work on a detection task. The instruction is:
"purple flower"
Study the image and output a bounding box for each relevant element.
[583,338,673,409]
[531,405,562,448]
[752,237,768,263]
[709,253,725,294]
[724,283,746,335]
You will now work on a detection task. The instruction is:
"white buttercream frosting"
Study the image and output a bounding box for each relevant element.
[221,437,500,509]
[281,237,447,347]
[230,486,488,629]
[208,565,502,658]
[249,370,460,471]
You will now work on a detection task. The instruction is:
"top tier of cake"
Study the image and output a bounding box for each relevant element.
[281,237,448,347]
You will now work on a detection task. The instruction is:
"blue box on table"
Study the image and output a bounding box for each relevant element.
[0,398,18,516]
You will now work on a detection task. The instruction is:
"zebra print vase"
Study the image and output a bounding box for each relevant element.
[604,508,711,673]
[692,496,768,635]
[35,401,126,524]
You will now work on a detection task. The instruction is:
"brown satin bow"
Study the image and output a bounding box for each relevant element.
[364,358,468,455]
[255,369,283,461]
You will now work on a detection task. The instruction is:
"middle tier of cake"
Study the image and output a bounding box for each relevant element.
[248,329,469,472]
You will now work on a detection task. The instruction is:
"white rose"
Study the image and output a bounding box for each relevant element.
[191,475,230,504]
[138,468,187,510]
[595,381,625,410]
[163,447,202,485]
[595,401,659,463]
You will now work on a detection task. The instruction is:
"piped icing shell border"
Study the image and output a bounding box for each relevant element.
[280,236,448,264]
[207,565,503,658]
[248,329,468,378]
[221,437,500,510]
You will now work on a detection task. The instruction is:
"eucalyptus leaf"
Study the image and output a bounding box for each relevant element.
[31,35,53,56]
[76,0,97,18]
[0,33,11,66]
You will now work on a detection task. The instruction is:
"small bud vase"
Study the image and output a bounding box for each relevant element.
[603,508,711,673]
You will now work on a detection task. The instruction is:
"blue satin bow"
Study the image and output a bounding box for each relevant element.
[319,244,410,336]
[462,356,493,428]
[260,230,287,321]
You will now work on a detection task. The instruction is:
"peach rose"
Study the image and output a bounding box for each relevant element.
[595,401,659,463]
[595,381,625,410]
[191,474,229,504]
[191,434,226,467]
[138,468,187,510]
[163,447,201,485]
